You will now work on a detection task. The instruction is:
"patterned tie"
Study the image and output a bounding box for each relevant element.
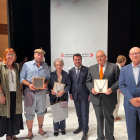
[77,68,80,79]
[100,65,103,79]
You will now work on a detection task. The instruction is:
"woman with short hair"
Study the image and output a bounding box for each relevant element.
[49,58,71,137]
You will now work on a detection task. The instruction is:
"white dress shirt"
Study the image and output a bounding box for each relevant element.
[132,63,140,85]
[98,62,107,74]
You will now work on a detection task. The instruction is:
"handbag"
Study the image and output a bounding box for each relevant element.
[50,97,68,123]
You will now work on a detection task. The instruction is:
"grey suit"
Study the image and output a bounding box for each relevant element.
[86,62,120,140]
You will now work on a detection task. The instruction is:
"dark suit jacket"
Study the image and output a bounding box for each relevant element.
[86,62,120,107]
[49,70,71,104]
[69,65,90,101]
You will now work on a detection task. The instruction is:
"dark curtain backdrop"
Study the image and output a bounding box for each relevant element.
[8,0,140,66]
[7,0,140,139]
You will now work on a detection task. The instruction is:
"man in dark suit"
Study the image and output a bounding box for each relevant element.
[86,50,120,140]
[69,53,90,140]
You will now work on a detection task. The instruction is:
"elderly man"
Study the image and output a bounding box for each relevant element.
[20,49,50,140]
[86,50,120,140]
[119,47,140,140]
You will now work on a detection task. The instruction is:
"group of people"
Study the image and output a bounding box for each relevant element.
[0,47,140,140]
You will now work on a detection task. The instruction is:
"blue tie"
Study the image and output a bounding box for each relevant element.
[77,68,80,79]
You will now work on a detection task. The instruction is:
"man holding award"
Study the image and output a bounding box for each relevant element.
[86,50,120,140]
[69,53,90,140]
[20,48,50,140]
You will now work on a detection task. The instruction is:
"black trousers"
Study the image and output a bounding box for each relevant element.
[93,104,115,140]
[74,94,89,134]
[0,92,23,137]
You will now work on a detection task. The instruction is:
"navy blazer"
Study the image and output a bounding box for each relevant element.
[119,63,140,110]
[49,70,71,104]
[69,65,89,101]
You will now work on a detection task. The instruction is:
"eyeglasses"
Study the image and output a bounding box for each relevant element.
[96,55,105,59]
[6,54,15,57]
[129,52,140,56]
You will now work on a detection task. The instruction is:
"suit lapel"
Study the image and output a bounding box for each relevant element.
[103,62,111,79]
[72,67,77,82]
[129,64,137,86]
[95,64,100,79]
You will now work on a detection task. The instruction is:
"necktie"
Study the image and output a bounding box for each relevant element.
[100,65,103,79]
[77,68,80,79]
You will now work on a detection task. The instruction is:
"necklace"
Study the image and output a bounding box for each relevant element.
[95,80,106,92]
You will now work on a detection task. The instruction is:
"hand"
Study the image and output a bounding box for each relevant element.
[51,89,57,95]
[118,89,121,93]
[29,84,36,91]
[105,88,112,95]
[41,83,48,90]
[91,88,98,95]
[88,95,90,101]
[130,98,140,107]
[70,95,73,100]
[0,94,6,105]
[58,90,64,97]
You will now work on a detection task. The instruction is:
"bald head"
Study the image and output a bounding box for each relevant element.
[129,47,140,54]
[96,50,107,65]
[96,50,106,56]
[129,47,140,66]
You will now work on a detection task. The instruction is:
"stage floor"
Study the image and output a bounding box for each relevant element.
[1,96,127,140]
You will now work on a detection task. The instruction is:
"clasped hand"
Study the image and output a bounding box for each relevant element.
[0,94,6,105]
[91,88,112,95]
[130,98,140,107]
[29,83,48,91]
[51,90,64,97]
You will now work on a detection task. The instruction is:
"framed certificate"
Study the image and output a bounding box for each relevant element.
[94,79,108,93]
[33,77,44,89]
[53,82,65,97]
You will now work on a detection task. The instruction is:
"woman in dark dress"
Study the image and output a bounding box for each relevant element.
[49,58,71,137]
[0,48,23,140]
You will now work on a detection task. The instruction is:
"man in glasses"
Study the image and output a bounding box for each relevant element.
[119,47,140,140]
[86,50,120,140]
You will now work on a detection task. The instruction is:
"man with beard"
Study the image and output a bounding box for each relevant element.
[69,53,90,140]
[20,49,50,140]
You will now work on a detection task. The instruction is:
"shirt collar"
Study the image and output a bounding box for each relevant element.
[75,65,82,70]
[99,61,107,67]
[132,63,140,68]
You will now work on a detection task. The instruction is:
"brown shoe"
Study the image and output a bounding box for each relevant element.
[116,116,122,120]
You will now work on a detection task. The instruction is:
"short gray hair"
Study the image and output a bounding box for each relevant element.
[53,58,64,67]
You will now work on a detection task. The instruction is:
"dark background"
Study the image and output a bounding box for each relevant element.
[8,0,140,66]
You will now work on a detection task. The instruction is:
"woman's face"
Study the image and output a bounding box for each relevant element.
[55,61,63,71]
[6,51,15,63]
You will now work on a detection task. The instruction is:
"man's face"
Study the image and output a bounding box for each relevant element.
[96,51,107,65]
[73,56,82,67]
[34,52,44,63]
[129,48,140,64]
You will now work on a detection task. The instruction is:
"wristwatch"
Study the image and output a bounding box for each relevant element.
[0,92,3,96]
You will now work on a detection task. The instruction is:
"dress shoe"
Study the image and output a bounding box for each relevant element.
[73,128,83,134]
[81,133,88,140]
[61,130,66,135]
[54,131,59,136]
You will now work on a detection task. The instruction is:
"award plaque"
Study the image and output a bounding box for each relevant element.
[53,82,65,97]
[94,79,108,93]
[33,77,44,89]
